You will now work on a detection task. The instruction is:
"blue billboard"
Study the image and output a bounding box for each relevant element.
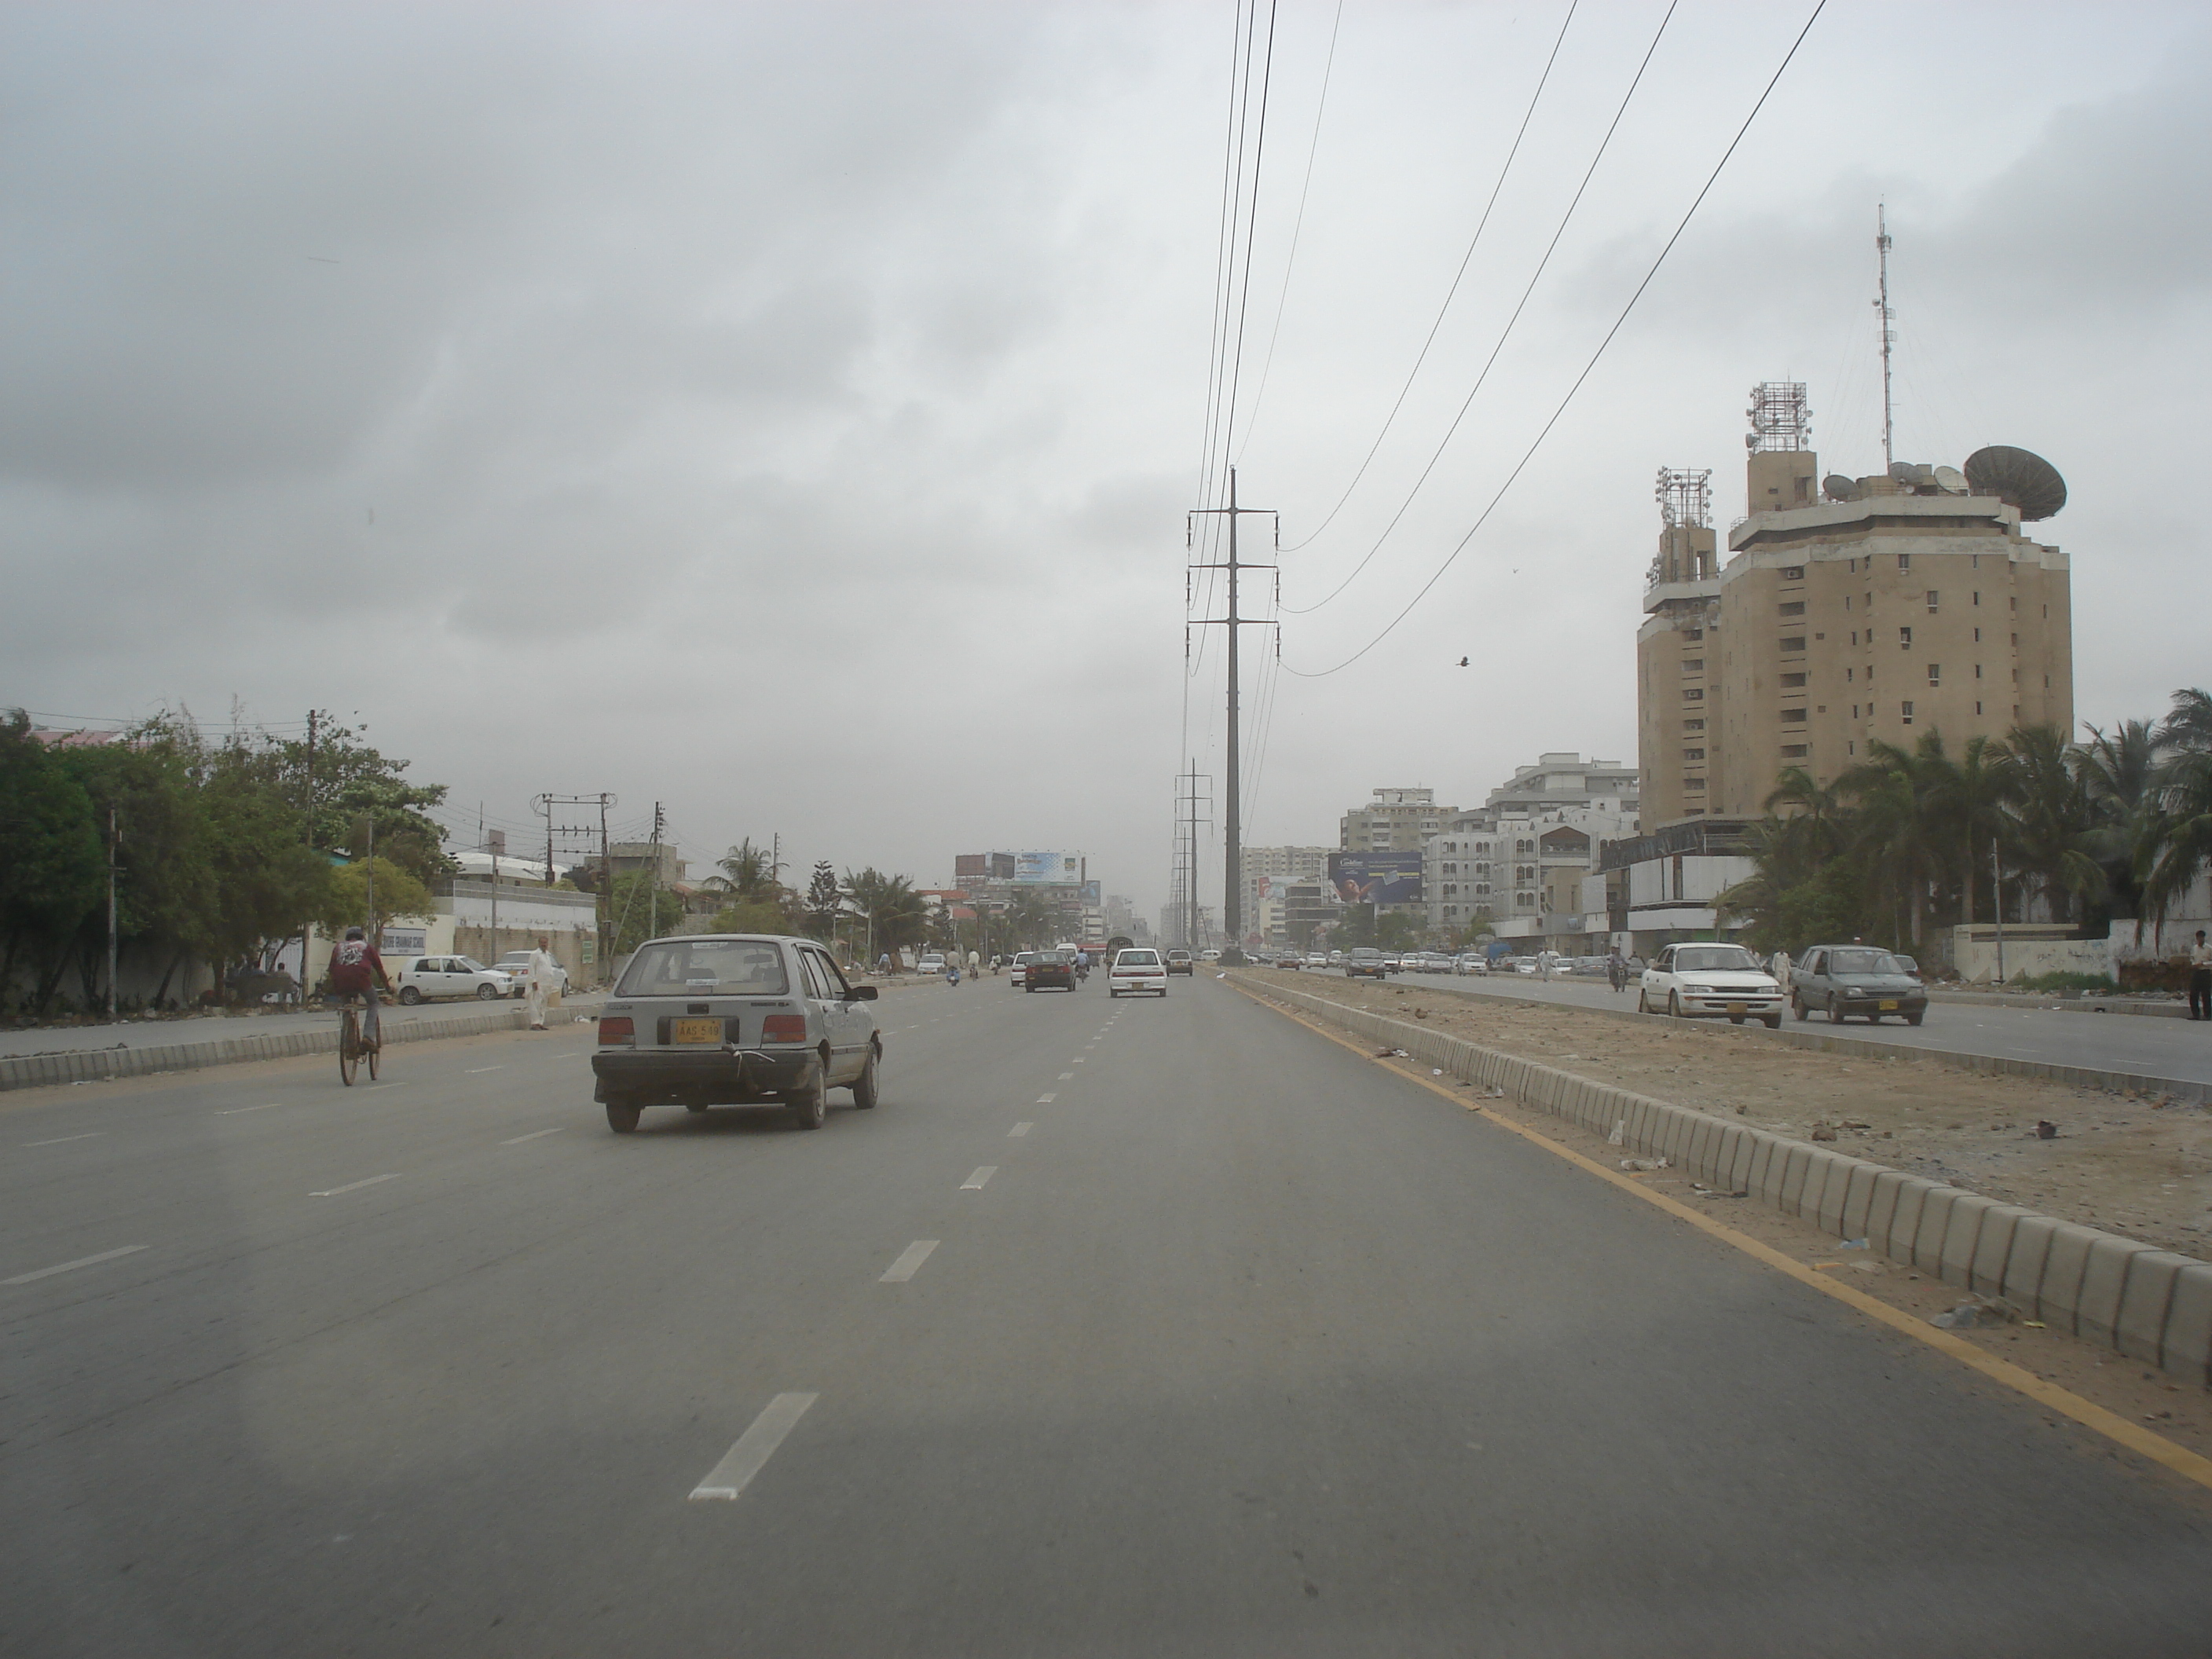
[1328,851,1423,906]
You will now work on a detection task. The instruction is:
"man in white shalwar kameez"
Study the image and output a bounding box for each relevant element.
[525,937,559,1030]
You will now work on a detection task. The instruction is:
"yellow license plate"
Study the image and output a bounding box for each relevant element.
[1726,1002,1746,1016]
[1879,1000,1899,1011]
[672,1017,722,1045]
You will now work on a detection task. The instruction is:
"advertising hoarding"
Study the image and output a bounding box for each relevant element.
[1013,851,1081,885]
[1327,851,1423,906]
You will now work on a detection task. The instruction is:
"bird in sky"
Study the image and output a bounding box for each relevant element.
[1457,657,1469,667]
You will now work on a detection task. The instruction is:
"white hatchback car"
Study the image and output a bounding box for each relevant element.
[1109,947,1168,998]
[1639,943,1783,1027]
[393,955,511,1004]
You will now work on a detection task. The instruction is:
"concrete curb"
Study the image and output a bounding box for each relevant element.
[1927,988,2188,1020]
[0,1005,539,1093]
[1242,975,2212,1391]
[1309,971,2211,1104]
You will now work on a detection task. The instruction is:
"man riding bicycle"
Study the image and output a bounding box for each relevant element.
[328,925,392,1047]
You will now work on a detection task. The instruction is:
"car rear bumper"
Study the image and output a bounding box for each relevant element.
[590,1047,813,1103]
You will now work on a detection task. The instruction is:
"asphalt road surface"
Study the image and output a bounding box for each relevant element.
[5,975,2209,1656]
[1367,967,2212,1089]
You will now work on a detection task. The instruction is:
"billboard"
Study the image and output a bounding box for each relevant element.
[1013,851,1081,885]
[1328,851,1423,906]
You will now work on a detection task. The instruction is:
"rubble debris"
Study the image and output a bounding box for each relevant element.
[1930,1295,2018,1330]
[1620,1156,1670,1172]
[1608,1119,1627,1145]
[1811,1125,1839,1142]
[2036,1120,2059,1140]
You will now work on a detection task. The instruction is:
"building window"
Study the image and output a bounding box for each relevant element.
[1846,667,1854,682]
[1975,664,1982,679]
[1781,636,1806,653]
[1899,626,1913,646]
[1902,701,1915,725]
[1781,744,1808,758]
[1899,553,1911,571]
[1781,672,1807,687]
[1684,627,1704,640]
[1779,601,1805,617]
[1974,627,1982,643]
[2012,633,2019,646]
[1928,664,1941,686]
[1973,591,1980,606]
[1781,709,1808,724]
[1975,701,1983,716]
[2010,595,2018,610]
[1683,687,1704,701]
[1683,719,1705,732]
[1780,566,1804,581]
[1926,591,1939,613]
[1851,704,1859,717]
[1683,658,1705,672]
[1682,748,1705,760]
[1683,778,1705,792]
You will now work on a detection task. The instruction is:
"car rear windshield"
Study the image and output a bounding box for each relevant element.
[1672,947,1763,973]
[1117,950,1160,965]
[1829,949,1906,976]
[617,939,789,997]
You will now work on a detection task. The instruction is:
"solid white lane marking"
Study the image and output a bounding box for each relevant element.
[464,1065,506,1075]
[1009,1122,1033,1137]
[216,1103,282,1115]
[1036,1093,1057,1104]
[879,1240,939,1282]
[961,1166,997,1190]
[309,1174,401,1198]
[690,1392,818,1501]
[501,1128,566,1144]
[5,1245,147,1285]
[24,1133,105,1147]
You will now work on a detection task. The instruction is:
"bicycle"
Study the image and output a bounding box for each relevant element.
[336,991,382,1086]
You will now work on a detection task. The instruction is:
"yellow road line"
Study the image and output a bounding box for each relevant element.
[1230,978,2212,1496]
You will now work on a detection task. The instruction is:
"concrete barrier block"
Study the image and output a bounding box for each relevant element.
[1884,1178,1931,1263]
[1654,1108,1690,1162]
[2114,1251,2194,1366]
[1683,1119,1719,1183]
[1811,1155,1862,1235]
[2160,1264,2212,1387]
[1708,1124,1743,1186]
[1796,1151,1839,1226]
[1840,1163,1881,1238]
[1623,1099,1656,1151]
[2077,1234,2154,1350]
[2034,1223,2105,1333]
[1724,1126,1757,1192]
[1746,1134,1784,1204]
[2000,1214,2059,1309]
[1777,1144,1815,1215]
[1913,1187,1964,1273]
[1967,1206,2032,1295]
[1938,1194,1994,1289]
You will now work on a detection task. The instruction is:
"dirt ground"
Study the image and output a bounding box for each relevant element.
[1243,969,2212,1262]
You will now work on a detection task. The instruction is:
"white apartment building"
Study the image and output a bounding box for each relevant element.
[1427,804,1637,947]
[1240,845,1334,945]
[1340,788,1457,853]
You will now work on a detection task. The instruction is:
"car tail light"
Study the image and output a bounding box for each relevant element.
[761,1014,808,1044]
[599,1016,634,1046]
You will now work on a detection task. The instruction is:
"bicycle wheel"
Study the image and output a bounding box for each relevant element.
[365,1030,380,1082]
[339,1008,359,1086]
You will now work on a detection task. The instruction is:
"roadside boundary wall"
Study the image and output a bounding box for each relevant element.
[1240,974,2212,1392]
[0,1005,533,1093]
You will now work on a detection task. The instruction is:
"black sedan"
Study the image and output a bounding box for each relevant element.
[1024,950,1078,992]
[1344,949,1389,980]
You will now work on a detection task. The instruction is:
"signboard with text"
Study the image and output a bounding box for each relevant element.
[1327,852,1423,906]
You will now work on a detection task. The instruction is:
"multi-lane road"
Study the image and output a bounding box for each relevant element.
[5,975,2209,1655]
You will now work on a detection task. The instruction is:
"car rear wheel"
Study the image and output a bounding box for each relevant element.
[850,1048,881,1109]
[789,1065,827,1131]
[476,983,499,1001]
[1667,991,1683,1019]
[1828,998,1848,1024]
[606,1099,641,1134]
[397,986,422,1005]
[1793,994,1807,1021]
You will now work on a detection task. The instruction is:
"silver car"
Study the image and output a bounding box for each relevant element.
[591,934,881,1133]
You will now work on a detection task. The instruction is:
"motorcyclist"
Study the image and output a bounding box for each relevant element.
[1607,948,1628,993]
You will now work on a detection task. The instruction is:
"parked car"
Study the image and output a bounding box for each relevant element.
[1200,948,1224,962]
[915,953,947,976]
[1008,950,1038,987]
[1639,943,1783,1027]
[1455,954,1489,975]
[1025,949,1077,992]
[1109,947,1169,998]
[1790,944,1928,1025]
[1345,948,1388,980]
[1164,949,1195,976]
[1274,950,1304,969]
[591,933,880,1133]
[393,955,511,1004]
[493,950,569,998]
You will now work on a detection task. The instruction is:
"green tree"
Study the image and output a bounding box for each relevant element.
[841,868,928,960]
[278,720,453,884]
[705,838,778,903]
[312,857,434,946]
[0,713,104,1013]
[803,860,842,938]
[2141,687,2212,930]
[610,870,695,953]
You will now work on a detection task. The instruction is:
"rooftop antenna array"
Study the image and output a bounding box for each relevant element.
[1654,467,1712,528]
[1875,205,1895,471]
[1745,382,1810,452]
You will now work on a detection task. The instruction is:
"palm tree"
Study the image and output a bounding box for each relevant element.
[703,838,777,904]
[1836,737,1952,947]
[2140,688,2212,932]
[1994,724,2104,925]
[1925,732,2011,925]
[840,868,928,962]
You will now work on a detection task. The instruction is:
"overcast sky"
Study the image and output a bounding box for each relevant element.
[5,2,2205,924]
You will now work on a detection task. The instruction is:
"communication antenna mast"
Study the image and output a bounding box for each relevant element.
[1874,204,1895,471]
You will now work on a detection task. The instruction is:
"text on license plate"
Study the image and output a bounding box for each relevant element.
[1726,1002,1746,1015]
[1879,1000,1899,1010]
[673,1017,722,1045]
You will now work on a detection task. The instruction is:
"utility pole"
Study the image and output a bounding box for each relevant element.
[1875,204,1895,472]
[105,806,119,1020]
[1991,839,2007,987]
[298,708,319,1003]
[1173,762,1211,951]
[533,793,618,983]
[649,802,665,940]
[1188,467,1276,963]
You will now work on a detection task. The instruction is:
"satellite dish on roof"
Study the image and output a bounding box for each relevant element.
[1932,465,1968,493]
[1823,474,1859,502]
[1964,445,2067,521]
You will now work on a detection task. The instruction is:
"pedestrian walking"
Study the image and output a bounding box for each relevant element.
[1769,948,1793,988]
[967,948,981,980]
[877,951,892,976]
[2190,930,2212,1021]
[523,936,561,1030]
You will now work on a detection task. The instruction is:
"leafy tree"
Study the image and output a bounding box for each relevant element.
[709,896,796,938]
[0,713,104,1012]
[803,861,842,938]
[610,870,694,954]
[841,868,928,960]
[311,857,434,946]
[277,720,454,884]
[2142,687,2212,929]
[705,838,778,903]
[198,738,333,983]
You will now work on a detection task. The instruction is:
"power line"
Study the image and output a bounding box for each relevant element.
[1282,0,1829,678]
[1277,0,1578,553]
[1282,0,1667,616]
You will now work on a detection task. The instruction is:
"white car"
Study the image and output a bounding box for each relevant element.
[493,950,569,998]
[392,955,511,1004]
[1008,950,1038,987]
[1639,943,1784,1027]
[1109,947,1169,998]
[1455,954,1489,975]
[915,953,947,976]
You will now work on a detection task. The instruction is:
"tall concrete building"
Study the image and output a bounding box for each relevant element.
[1485,752,1639,819]
[1240,845,1333,946]
[1639,383,2074,826]
[1339,788,1456,852]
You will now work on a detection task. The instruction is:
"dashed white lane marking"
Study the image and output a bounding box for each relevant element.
[1072,1057,1085,1064]
[309,1174,401,1198]
[501,1128,566,1144]
[24,1133,105,1147]
[216,1103,282,1115]
[551,1052,581,1059]
[1057,1072,1074,1080]
[879,1240,939,1282]
[961,1166,997,1190]
[1036,1093,1057,1104]
[690,1393,819,1501]
[5,1245,148,1285]
[464,1065,506,1075]
[1009,1122,1033,1137]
